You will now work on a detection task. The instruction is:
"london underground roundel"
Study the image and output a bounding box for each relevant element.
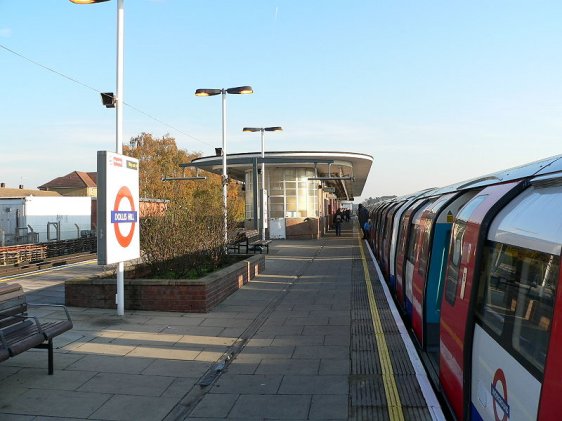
[97,151,140,265]
[111,186,137,248]
[491,368,509,421]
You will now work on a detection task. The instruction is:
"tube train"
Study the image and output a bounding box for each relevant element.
[366,154,562,421]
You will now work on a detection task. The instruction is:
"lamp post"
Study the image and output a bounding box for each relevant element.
[242,127,282,241]
[195,87,253,247]
[70,0,126,316]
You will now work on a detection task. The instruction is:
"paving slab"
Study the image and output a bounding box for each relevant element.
[319,358,351,375]
[0,367,95,391]
[293,344,350,359]
[188,393,239,418]
[228,394,311,420]
[271,334,325,346]
[142,359,209,378]
[90,394,179,421]
[256,358,320,375]
[67,354,155,374]
[161,377,198,398]
[0,389,111,418]
[77,372,174,396]
[278,374,349,395]
[309,393,349,420]
[210,373,283,394]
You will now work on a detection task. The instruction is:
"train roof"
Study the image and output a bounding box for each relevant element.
[488,177,562,255]
[402,154,562,199]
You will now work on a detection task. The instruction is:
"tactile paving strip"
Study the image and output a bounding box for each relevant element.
[349,240,433,421]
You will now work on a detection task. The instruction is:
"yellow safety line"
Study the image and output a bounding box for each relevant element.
[358,236,405,421]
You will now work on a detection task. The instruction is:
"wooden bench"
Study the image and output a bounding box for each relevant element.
[0,283,73,374]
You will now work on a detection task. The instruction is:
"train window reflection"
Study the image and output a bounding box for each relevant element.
[444,222,466,305]
[456,194,487,222]
[475,242,559,377]
[417,223,431,278]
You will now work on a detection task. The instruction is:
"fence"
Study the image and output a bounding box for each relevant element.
[0,237,97,266]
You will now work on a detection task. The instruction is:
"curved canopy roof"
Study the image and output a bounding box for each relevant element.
[185,151,373,200]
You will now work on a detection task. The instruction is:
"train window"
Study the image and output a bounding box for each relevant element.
[475,242,560,377]
[443,195,488,306]
[444,222,466,305]
[417,222,431,278]
[406,223,418,263]
[456,194,487,222]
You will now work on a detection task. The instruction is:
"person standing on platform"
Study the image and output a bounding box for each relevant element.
[358,204,369,239]
[333,209,343,236]
[363,218,372,241]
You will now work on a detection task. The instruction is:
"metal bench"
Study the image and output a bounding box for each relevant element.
[248,239,272,254]
[0,283,73,374]
[227,229,259,254]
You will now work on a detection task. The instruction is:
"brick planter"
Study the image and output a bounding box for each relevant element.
[65,254,265,313]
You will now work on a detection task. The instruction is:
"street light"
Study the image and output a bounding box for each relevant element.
[242,126,283,241]
[70,0,110,3]
[195,86,254,248]
[71,0,127,316]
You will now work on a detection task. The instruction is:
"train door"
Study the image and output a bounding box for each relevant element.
[404,199,436,320]
[377,203,392,267]
[370,203,384,257]
[470,177,562,421]
[412,190,478,352]
[374,203,388,257]
[439,181,526,421]
[396,198,427,313]
[411,193,456,349]
[390,199,415,292]
[382,202,402,281]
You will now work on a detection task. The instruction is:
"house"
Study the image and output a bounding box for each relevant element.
[38,171,166,219]
[38,171,97,197]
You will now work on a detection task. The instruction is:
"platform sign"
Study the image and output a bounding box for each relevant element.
[97,151,140,265]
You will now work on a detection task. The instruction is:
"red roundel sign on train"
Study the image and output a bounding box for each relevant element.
[110,186,137,248]
[491,368,510,421]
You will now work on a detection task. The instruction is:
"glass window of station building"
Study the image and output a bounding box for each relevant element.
[245,168,318,219]
[187,151,373,240]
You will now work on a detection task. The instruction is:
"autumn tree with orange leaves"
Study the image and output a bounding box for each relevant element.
[123,133,245,276]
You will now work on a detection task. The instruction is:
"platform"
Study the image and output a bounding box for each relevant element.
[0,220,445,420]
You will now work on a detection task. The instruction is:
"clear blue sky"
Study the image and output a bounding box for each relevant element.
[1,1,561,200]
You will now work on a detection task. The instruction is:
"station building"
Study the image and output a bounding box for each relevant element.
[187,151,373,239]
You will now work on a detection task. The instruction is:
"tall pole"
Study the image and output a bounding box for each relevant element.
[221,90,228,246]
[260,129,266,241]
[197,86,253,247]
[116,0,125,316]
[243,126,281,240]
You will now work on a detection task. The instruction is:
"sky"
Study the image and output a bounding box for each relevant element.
[1,1,562,201]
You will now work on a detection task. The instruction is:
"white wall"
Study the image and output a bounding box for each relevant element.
[23,196,92,242]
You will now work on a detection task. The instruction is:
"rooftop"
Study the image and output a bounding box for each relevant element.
[0,186,61,198]
[187,151,373,200]
[38,171,97,190]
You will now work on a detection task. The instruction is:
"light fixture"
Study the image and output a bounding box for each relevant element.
[69,0,110,3]
[100,92,115,108]
[195,86,254,249]
[242,126,283,241]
